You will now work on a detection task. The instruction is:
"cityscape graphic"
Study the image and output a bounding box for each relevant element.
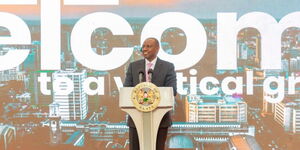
[1,1,300,150]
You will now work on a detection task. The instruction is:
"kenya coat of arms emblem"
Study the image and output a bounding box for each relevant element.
[131,82,161,112]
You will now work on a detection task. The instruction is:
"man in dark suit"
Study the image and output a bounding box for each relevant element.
[124,37,177,150]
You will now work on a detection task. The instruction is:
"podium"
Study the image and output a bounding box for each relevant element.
[119,83,174,150]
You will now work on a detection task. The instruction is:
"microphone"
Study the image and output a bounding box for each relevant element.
[138,70,144,83]
[147,69,153,82]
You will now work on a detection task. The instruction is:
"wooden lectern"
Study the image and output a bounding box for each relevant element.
[119,84,174,150]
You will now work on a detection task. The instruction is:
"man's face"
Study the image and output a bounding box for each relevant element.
[142,38,159,62]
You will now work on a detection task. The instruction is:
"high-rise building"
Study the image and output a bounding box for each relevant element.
[274,99,300,134]
[185,95,247,123]
[52,69,88,121]
[0,125,16,150]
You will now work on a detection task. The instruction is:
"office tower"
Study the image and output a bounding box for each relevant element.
[52,69,88,121]
[0,125,16,150]
[274,99,300,134]
[186,95,247,123]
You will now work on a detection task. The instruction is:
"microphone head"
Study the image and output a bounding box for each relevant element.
[138,70,144,83]
[147,69,153,82]
[148,69,153,74]
[139,70,144,75]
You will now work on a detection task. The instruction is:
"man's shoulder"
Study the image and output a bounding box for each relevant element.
[129,59,144,66]
[158,58,174,67]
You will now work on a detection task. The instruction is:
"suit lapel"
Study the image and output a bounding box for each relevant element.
[152,58,162,84]
[138,59,146,82]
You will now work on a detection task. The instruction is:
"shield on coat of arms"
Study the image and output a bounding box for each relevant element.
[131,82,161,112]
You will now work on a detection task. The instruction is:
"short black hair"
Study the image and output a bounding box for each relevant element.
[146,37,160,48]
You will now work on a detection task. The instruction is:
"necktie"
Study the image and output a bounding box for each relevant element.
[146,62,153,82]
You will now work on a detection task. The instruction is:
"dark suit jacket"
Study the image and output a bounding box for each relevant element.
[124,57,177,127]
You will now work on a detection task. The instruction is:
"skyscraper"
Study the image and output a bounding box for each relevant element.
[52,69,88,121]
[274,99,300,134]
